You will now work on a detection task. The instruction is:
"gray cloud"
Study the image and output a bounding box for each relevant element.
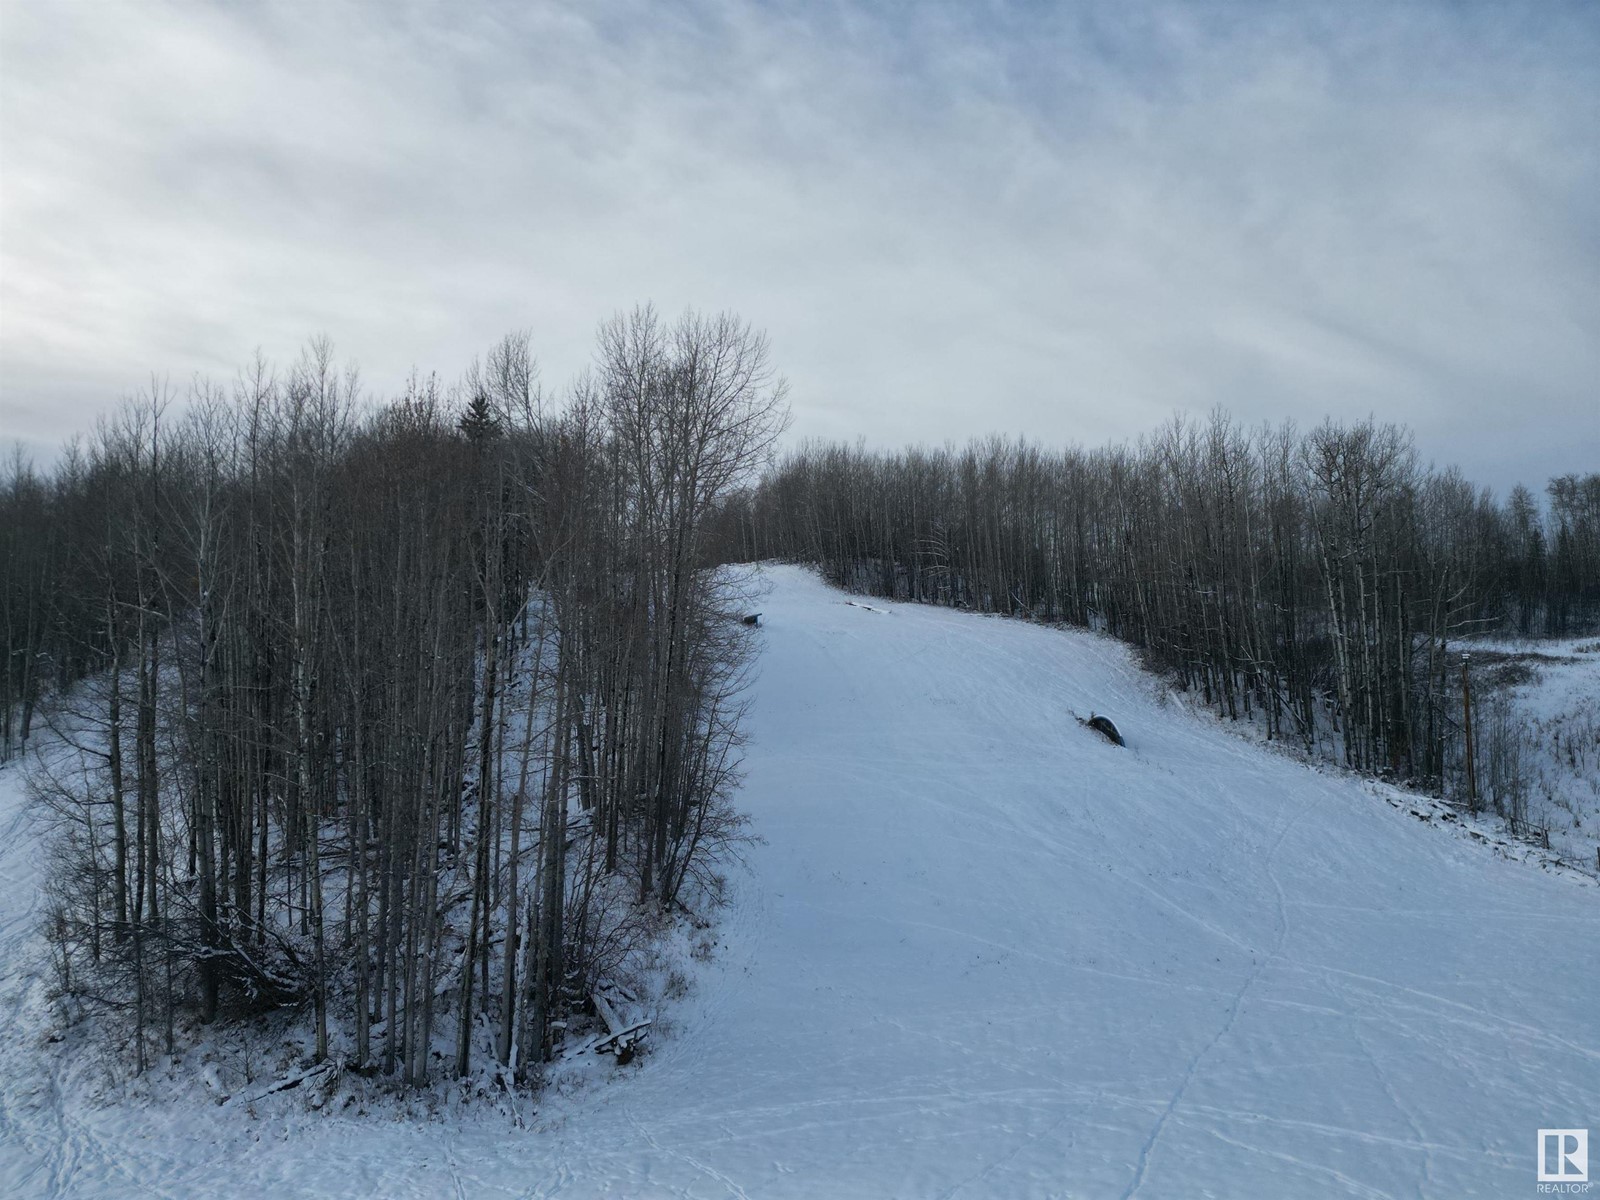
[2,0,1595,496]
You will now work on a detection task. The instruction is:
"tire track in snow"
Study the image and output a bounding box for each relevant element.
[0,754,56,1199]
[1118,786,1312,1199]
[1302,963,1600,1064]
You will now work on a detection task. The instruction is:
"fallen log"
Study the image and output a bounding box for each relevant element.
[1077,712,1125,747]
[591,989,650,1063]
[241,1060,336,1104]
[593,1018,653,1055]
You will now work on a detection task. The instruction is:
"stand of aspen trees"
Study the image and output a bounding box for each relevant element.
[731,416,1598,806]
[3,307,787,1087]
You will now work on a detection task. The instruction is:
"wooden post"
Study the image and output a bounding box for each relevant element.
[1461,653,1477,813]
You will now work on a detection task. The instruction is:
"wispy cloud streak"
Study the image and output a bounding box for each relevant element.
[2,0,1595,493]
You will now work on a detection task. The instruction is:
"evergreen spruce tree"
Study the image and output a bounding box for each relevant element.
[458,390,503,443]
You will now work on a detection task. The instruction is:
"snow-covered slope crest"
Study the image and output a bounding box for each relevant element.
[3,563,1598,1198]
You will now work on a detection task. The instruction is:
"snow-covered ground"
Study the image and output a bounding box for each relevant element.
[3,564,1597,1198]
[1463,634,1600,866]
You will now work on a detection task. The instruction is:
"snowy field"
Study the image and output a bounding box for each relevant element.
[2,564,1597,1198]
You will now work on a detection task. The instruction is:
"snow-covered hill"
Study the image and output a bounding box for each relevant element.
[2,564,1597,1198]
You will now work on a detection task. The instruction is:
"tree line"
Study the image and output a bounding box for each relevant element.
[2,307,786,1087]
[729,414,1598,820]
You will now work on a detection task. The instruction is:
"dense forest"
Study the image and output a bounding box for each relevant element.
[0,307,787,1087]
[729,417,1599,827]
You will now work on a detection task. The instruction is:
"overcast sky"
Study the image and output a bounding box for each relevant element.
[2,0,1595,497]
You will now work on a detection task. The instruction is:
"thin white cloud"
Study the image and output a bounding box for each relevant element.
[2,0,1595,495]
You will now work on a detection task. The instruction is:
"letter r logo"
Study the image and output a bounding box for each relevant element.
[1538,1129,1589,1182]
